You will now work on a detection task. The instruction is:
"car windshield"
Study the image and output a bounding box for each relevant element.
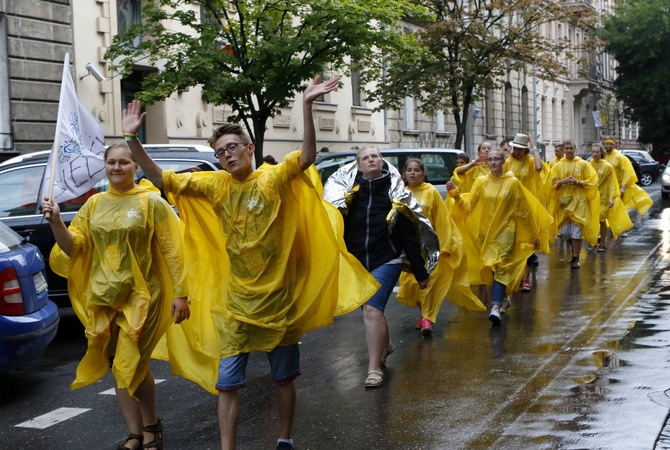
[0,220,23,252]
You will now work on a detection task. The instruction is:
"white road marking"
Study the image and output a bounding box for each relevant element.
[98,378,166,396]
[15,407,90,429]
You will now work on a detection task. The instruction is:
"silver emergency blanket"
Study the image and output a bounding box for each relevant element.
[322,159,440,273]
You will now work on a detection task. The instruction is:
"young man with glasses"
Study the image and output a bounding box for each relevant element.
[121,76,376,450]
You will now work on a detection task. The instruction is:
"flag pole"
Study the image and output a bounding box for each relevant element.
[44,135,59,219]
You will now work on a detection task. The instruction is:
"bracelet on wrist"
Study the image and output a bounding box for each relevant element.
[124,135,138,142]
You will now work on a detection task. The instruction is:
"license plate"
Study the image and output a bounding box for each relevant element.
[33,271,47,294]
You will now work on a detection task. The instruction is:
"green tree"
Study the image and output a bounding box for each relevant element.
[363,0,596,149]
[599,0,670,152]
[106,0,430,165]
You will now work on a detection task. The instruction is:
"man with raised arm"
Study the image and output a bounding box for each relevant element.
[122,76,376,450]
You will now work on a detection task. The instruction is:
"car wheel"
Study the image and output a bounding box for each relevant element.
[640,173,653,186]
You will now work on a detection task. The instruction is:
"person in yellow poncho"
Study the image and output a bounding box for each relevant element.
[450,142,491,193]
[549,139,600,269]
[398,158,485,335]
[589,143,633,252]
[503,133,552,292]
[42,142,192,450]
[323,147,440,389]
[548,143,564,169]
[500,139,512,158]
[602,136,653,226]
[122,76,377,450]
[449,152,471,192]
[446,148,553,326]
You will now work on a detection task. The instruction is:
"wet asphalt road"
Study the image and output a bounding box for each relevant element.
[1,184,669,450]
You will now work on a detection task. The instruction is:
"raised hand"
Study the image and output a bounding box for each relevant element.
[122,100,146,134]
[303,75,341,105]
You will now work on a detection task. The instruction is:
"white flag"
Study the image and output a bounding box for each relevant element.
[40,53,106,204]
[592,110,603,128]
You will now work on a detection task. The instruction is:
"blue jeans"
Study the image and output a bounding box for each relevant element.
[365,263,403,312]
[215,344,301,391]
[492,280,506,307]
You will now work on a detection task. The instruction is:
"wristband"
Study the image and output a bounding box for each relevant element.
[124,135,138,141]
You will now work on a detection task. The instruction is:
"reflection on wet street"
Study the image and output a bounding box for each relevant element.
[230,190,670,449]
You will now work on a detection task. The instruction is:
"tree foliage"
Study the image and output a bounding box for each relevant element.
[599,0,670,150]
[364,0,597,149]
[105,0,431,164]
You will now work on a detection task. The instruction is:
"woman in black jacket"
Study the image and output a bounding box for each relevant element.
[324,146,435,388]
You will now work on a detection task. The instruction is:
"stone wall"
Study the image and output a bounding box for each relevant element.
[0,0,72,154]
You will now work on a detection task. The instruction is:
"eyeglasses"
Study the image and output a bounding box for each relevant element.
[214,142,247,158]
[487,157,504,162]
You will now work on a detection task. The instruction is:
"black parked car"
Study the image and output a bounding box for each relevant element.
[0,146,221,307]
[625,153,659,186]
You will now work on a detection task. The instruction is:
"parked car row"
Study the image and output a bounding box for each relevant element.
[0,145,221,308]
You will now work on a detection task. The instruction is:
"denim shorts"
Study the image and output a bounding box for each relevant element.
[365,262,403,312]
[215,343,301,391]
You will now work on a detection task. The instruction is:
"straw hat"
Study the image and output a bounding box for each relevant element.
[510,133,530,149]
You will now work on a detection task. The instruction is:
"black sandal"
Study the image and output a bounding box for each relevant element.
[116,433,143,450]
[142,419,163,450]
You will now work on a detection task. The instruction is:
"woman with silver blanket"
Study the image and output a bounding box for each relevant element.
[323,146,439,388]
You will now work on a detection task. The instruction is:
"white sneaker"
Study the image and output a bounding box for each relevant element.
[500,296,511,314]
[489,307,501,325]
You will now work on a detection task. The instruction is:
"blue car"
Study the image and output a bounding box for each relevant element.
[0,220,59,372]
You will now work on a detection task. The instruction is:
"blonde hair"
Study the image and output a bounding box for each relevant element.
[355,145,382,164]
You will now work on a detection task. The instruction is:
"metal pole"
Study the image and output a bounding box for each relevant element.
[532,64,538,143]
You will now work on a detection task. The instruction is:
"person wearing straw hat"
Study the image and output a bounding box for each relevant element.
[503,133,552,291]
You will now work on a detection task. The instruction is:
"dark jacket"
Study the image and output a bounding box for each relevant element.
[343,172,429,282]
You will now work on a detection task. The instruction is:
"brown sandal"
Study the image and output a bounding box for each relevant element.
[142,419,163,450]
[116,433,143,450]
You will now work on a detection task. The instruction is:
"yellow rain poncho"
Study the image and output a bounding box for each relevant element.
[397,183,485,321]
[162,151,378,360]
[549,157,600,246]
[450,173,553,294]
[589,158,633,239]
[450,164,489,194]
[605,149,653,215]
[548,156,563,169]
[49,180,217,396]
[503,153,552,205]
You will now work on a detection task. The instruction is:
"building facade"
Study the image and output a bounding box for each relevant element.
[0,0,638,162]
[387,0,637,160]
